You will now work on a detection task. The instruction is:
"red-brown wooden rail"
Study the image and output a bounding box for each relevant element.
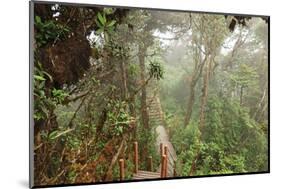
[118,141,176,180]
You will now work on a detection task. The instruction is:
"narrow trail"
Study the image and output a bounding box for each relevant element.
[146,82,177,177]
[155,125,177,176]
[132,82,177,179]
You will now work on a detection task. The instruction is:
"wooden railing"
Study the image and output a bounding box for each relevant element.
[119,159,125,180]
[118,141,176,180]
[134,141,138,174]
[160,143,176,177]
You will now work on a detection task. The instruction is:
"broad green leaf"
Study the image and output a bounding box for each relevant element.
[103,13,107,23]
[104,8,114,15]
[35,16,41,23]
[95,19,103,28]
[49,130,58,140]
[34,75,46,81]
[104,32,109,42]
[96,28,103,35]
[97,12,105,25]
[107,20,116,27]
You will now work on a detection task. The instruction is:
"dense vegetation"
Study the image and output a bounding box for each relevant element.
[32,3,268,186]
[161,17,268,176]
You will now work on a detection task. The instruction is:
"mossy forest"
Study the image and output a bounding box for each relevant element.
[32,2,269,186]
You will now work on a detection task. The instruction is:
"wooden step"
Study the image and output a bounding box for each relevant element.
[133,170,161,180]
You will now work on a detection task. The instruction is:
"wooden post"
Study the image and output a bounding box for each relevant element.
[147,156,153,171]
[133,141,138,173]
[164,145,168,156]
[119,159,125,181]
[164,155,168,178]
[160,143,163,156]
[164,145,168,177]
[161,155,166,178]
[173,160,176,177]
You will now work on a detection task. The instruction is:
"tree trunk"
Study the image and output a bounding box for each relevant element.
[129,96,137,139]
[95,109,107,142]
[189,58,211,176]
[199,60,210,134]
[138,44,149,162]
[184,81,196,127]
[139,48,149,130]
[257,103,268,123]
[253,85,267,121]
[240,86,244,106]
[120,57,128,100]
[184,55,208,127]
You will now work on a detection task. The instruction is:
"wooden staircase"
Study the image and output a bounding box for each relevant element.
[147,96,164,127]
[118,141,176,181]
[131,141,162,180]
[117,82,177,181]
[146,81,177,177]
[133,170,161,180]
[156,127,177,177]
[146,79,164,127]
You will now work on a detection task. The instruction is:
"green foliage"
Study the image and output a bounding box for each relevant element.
[95,11,117,42]
[149,61,164,80]
[48,130,59,141]
[137,126,160,171]
[33,61,53,121]
[33,7,268,184]
[203,96,267,173]
[128,63,139,77]
[192,15,228,53]
[66,169,77,183]
[33,61,70,122]
[66,134,81,149]
[106,100,131,136]
[34,15,70,47]
[230,63,258,88]
[52,88,69,104]
[170,95,267,176]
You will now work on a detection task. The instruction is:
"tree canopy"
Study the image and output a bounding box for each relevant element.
[32,2,268,186]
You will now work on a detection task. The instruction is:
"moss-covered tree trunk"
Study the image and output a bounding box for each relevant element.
[199,59,210,133]
[138,44,150,163]
[184,55,208,127]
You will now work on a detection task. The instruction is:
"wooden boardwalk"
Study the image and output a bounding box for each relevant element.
[147,87,177,177]
[118,84,177,180]
[133,170,161,179]
[129,141,174,180]
[156,126,177,177]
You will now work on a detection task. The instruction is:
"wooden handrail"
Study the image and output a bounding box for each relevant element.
[161,154,167,178]
[164,145,168,156]
[160,143,177,177]
[160,143,175,160]
[119,159,125,180]
[173,160,177,177]
[147,156,153,172]
[133,141,138,174]
[164,145,168,177]
[130,141,175,179]
[160,143,163,156]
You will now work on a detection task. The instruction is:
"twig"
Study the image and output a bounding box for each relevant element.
[105,138,126,180]
[67,94,88,128]
[52,128,75,140]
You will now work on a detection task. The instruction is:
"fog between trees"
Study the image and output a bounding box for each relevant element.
[33,3,268,186]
